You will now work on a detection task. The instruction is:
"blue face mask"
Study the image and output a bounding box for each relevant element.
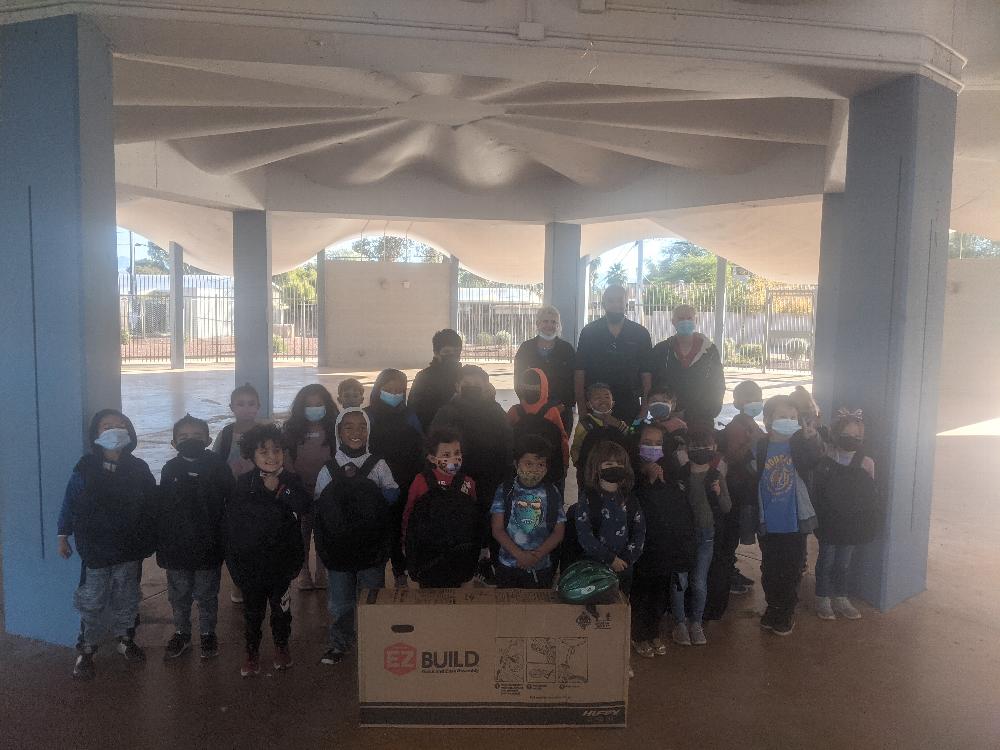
[742,401,764,418]
[304,406,326,422]
[380,391,404,408]
[94,428,131,452]
[647,402,672,420]
[771,418,800,437]
[674,319,696,336]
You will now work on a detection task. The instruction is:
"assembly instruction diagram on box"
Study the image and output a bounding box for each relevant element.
[495,637,589,691]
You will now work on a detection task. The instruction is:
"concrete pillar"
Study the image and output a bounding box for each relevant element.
[814,75,957,610]
[0,16,119,645]
[812,193,845,421]
[714,256,728,351]
[449,255,460,330]
[578,254,591,334]
[316,250,328,368]
[233,211,274,417]
[169,242,185,370]
[543,222,584,346]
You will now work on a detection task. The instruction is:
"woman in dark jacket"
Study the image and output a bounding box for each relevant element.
[513,305,576,433]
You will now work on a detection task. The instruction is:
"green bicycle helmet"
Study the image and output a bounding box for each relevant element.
[557,560,620,604]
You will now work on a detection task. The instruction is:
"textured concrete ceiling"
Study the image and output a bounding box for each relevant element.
[11,0,986,283]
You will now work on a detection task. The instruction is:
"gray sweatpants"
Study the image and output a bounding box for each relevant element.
[73,560,142,648]
[166,567,222,636]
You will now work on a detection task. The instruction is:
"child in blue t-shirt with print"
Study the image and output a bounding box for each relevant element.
[490,435,566,589]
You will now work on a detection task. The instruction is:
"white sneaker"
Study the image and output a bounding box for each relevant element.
[688,621,707,646]
[833,597,862,620]
[230,589,244,604]
[671,622,691,646]
[816,596,836,620]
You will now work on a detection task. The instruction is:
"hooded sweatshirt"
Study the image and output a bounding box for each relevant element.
[58,411,157,569]
[506,367,570,475]
[365,385,424,494]
[313,407,399,503]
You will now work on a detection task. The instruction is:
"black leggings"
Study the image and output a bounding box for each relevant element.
[242,582,292,652]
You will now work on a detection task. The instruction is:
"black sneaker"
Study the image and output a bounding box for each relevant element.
[72,651,95,680]
[320,648,345,665]
[163,632,191,660]
[200,633,219,659]
[772,617,796,637]
[760,608,778,631]
[116,637,146,663]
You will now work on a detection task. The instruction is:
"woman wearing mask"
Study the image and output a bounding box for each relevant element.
[514,305,577,433]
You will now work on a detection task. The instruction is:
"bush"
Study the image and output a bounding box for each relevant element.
[494,330,512,346]
[272,334,287,354]
[476,332,495,347]
[724,339,764,367]
[120,328,131,346]
[785,338,810,360]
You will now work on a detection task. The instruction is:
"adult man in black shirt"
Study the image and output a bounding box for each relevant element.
[574,285,653,424]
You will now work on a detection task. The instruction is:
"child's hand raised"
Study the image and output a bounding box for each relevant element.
[58,536,73,560]
[610,557,627,573]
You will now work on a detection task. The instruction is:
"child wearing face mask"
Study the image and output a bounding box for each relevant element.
[213,383,262,480]
[57,409,157,680]
[754,395,823,637]
[811,409,880,621]
[337,378,366,409]
[732,380,765,423]
[366,369,425,588]
[156,414,234,661]
[665,427,730,646]
[490,435,566,589]
[283,384,339,591]
[224,423,310,677]
[403,428,482,588]
[631,424,695,658]
[568,441,645,595]
[508,368,570,487]
[572,383,631,489]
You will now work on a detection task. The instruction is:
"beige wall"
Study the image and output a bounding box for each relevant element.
[937,258,1000,431]
[322,261,450,370]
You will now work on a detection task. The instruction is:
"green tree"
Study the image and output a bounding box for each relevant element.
[273,262,317,302]
[589,257,603,297]
[338,235,444,262]
[605,262,629,287]
[645,240,718,283]
[131,242,211,274]
[949,231,1000,258]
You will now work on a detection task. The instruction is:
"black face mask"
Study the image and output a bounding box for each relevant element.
[461,385,483,401]
[688,448,714,465]
[599,466,628,484]
[177,439,207,459]
[516,388,541,405]
[836,435,863,452]
[605,312,625,325]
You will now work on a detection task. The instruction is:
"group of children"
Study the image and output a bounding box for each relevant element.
[58,364,881,680]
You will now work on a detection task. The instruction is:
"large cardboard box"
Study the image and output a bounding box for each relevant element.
[358,587,629,728]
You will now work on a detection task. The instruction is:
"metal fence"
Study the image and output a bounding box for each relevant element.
[119,273,317,364]
[587,281,817,372]
[457,284,544,363]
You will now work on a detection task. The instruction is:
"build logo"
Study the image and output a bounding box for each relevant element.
[384,642,417,676]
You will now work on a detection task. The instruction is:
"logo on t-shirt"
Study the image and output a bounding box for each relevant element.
[764,452,794,497]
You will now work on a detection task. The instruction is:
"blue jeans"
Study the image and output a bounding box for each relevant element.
[73,560,142,648]
[166,567,222,636]
[671,528,715,624]
[815,543,855,598]
[327,566,385,651]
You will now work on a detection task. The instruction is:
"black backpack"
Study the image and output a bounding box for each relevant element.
[405,470,483,587]
[560,490,640,571]
[511,403,566,481]
[314,456,391,572]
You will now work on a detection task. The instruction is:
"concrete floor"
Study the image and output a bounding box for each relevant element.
[2,366,997,749]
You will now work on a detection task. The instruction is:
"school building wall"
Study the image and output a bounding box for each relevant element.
[937,258,1000,433]
[322,261,450,370]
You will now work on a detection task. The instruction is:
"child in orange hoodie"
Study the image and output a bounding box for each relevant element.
[508,368,570,488]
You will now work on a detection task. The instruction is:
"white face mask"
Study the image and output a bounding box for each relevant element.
[304,406,326,422]
[538,331,558,341]
[94,428,131,452]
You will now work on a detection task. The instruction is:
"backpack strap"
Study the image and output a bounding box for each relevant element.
[501,479,517,529]
[449,471,467,491]
[848,450,867,469]
[514,404,526,421]
[358,454,381,479]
